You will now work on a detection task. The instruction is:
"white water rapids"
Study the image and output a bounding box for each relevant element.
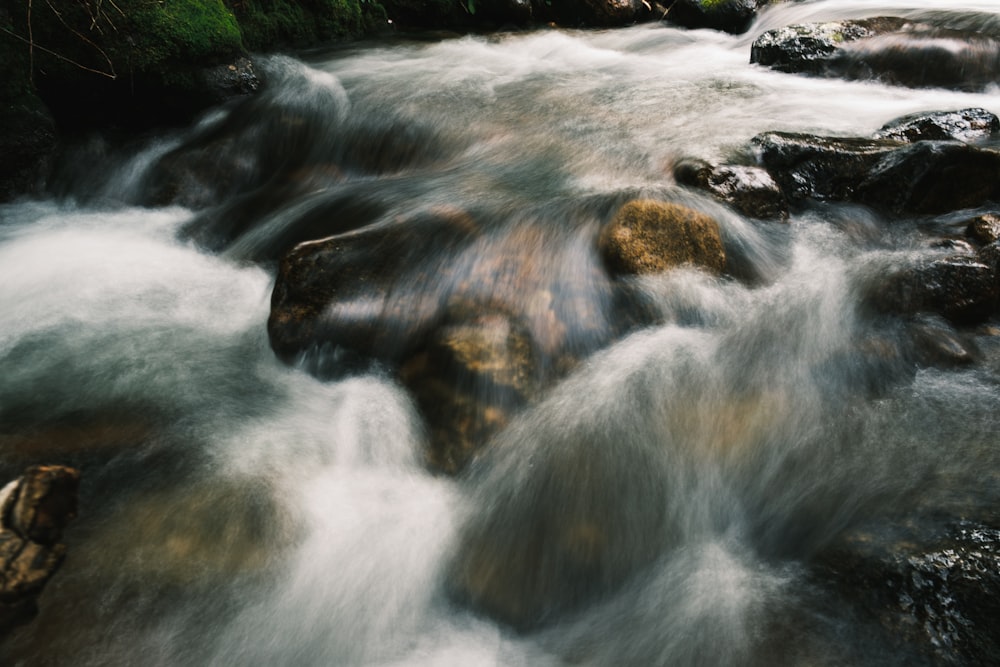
[2,1,1000,665]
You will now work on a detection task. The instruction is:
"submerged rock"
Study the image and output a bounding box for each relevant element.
[599,199,726,276]
[751,17,1000,91]
[0,466,79,638]
[871,256,999,326]
[873,108,1000,144]
[400,308,540,473]
[666,0,763,35]
[450,410,672,629]
[751,131,1000,215]
[674,158,788,221]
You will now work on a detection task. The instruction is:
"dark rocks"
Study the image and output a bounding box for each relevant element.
[674,158,788,220]
[535,0,652,27]
[751,17,911,75]
[666,0,763,35]
[872,256,999,326]
[873,108,1000,144]
[0,100,57,202]
[198,57,261,105]
[751,131,1000,215]
[599,199,727,276]
[0,465,79,638]
[400,308,540,473]
[817,521,1000,665]
[751,17,1000,91]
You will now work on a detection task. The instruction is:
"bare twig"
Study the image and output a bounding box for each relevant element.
[661,0,675,21]
[41,0,117,78]
[0,25,117,79]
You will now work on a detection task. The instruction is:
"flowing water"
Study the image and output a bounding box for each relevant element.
[3,1,1000,664]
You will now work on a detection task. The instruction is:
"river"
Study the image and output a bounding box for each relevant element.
[2,1,1000,664]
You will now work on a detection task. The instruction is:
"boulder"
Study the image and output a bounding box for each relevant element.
[674,158,788,220]
[873,108,1000,144]
[751,17,911,75]
[268,209,478,367]
[599,199,726,276]
[751,17,1000,91]
[0,466,79,638]
[665,0,763,35]
[966,213,1000,246]
[871,256,999,326]
[751,131,1000,215]
[400,308,540,473]
[816,520,1000,665]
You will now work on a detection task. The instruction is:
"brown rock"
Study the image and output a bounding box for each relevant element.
[966,213,1000,246]
[0,465,79,638]
[400,308,540,474]
[599,199,726,276]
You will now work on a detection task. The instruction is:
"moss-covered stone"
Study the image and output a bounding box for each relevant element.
[228,0,369,50]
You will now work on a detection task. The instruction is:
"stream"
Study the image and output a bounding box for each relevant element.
[3,1,1000,664]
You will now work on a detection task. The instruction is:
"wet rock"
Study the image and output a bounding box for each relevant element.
[665,0,763,35]
[978,240,1000,274]
[873,108,1000,144]
[268,209,478,367]
[816,520,1000,665]
[674,158,788,221]
[751,132,1000,215]
[400,307,540,474]
[751,17,911,75]
[599,199,726,276]
[0,466,79,638]
[198,56,261,104]
[872,256,999,326]
[965,213,1000,246]
[751,17,1000,92]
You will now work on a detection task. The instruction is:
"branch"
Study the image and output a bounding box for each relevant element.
[0,25,117,79]
[40,0,118,78]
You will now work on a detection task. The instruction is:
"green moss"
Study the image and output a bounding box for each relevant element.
[229,0,368,50]
[5,0,243,81]
[132,0,244,66]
